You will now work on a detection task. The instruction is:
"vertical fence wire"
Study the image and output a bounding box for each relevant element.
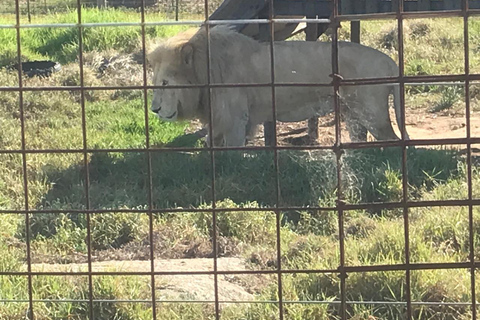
[396,0,413,318]
[265,0,286,318]
[14,0,34,318]
[331,0,348,319]
[463,0,477,319]
[202,0,221,318]
[139,0,158,319]
[75,0,95,319]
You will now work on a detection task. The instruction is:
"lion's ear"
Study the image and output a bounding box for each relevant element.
[146,51,157,68]
[181,44,194,66]
[145,53,152,67]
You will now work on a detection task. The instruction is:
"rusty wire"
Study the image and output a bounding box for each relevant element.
[201,0,223,318]
[2,0,480,319]
[266,0,287,318]
[464,0,477,319]
[73,0,95,318]
[13,0,33,318]
[139,0,159,319]
[395,0,413,318]
[330,1,347,319]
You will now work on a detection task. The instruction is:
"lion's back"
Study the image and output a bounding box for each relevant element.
[269,41,398,82]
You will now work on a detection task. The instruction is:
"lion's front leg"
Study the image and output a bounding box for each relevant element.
[204,125,225,147]
[209,89,249,147]
[222,104,250,147]
[223,124,247,146]
[205,125,246,147]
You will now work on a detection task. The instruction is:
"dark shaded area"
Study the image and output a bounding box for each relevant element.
[37,149,338,211]
[106,0,157,8]
[36,145,461,212]
[10,60,61,78]
[21,142,462,253]
[163,130,206,148]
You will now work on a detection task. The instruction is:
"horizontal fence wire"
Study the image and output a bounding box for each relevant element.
[0,136,479,153]
[2,76,480,90]
[3,198,480,214]
[2,261,480,276]
[0,299,475,306]
[3,11,480,29]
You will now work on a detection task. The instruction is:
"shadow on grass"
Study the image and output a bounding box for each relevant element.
[163,131,205,148]
[38,146,462,211]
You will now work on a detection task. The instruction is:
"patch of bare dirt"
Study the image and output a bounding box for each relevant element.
[30,230,242,265]
[244,108,480,147]
[400,109,480,140]
[30,257,271,301]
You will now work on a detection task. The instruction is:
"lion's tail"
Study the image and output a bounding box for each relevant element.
[392,83,410,140]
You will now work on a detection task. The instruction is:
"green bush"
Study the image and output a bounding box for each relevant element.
[90,212,146,250]
[293,210,338,236]
[23,211,145,252]
[429,86,464,113]
[200,200,276,242]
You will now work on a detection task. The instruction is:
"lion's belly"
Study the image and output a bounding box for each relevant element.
[276,103,332,122]
[275,88,333,122]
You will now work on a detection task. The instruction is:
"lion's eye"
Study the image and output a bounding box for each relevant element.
[162,80,169,86]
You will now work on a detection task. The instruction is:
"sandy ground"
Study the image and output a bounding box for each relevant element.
[186,108,480,147]
[248,109,480,147]
[30,257,271,301]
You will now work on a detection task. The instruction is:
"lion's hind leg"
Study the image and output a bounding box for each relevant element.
[368,121,399,141]
[362,95,399,141]
[205,132,225,147]
[223,119,248,146]
[345,117,368,142]
[348,89,399,142]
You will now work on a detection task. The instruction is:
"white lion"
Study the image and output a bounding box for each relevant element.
[148,26,409,146]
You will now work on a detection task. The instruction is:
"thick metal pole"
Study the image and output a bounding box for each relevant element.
[351,20,360,43]
[27,0,31,23]
[175,0,179,21]
[306,21,320,143]
[260,8,276,147]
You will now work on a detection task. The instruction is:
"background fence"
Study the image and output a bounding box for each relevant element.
[0,0,223,19]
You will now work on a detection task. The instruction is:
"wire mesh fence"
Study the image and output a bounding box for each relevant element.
[1,0,480,319]
[0,0,222,19]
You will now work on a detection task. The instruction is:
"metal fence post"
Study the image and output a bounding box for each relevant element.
[175,0,179,21]
[306,20,320,143]
[27,0,31,22]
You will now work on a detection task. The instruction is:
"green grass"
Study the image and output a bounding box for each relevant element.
[332,18,480,102]
[359,18,469,76]
[429,86,464,113]
[1,8,480,320]
[0,8,192,66]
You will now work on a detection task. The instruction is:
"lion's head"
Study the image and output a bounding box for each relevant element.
[147,29,204,122]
